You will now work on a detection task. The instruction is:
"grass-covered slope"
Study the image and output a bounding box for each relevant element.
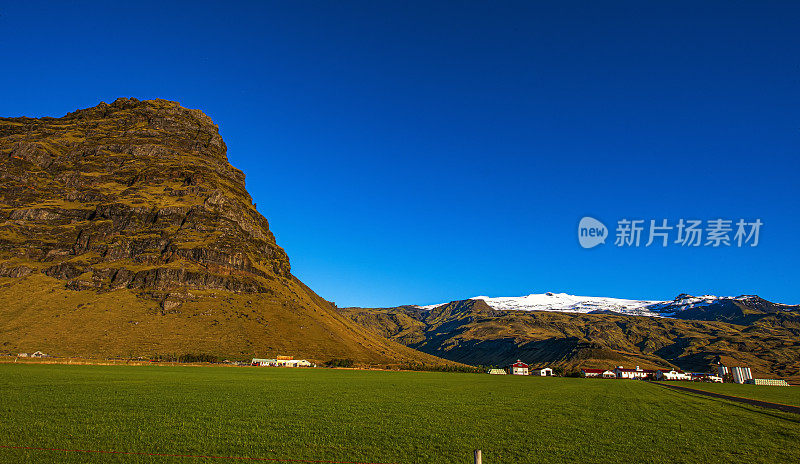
[1,364,799,464]
[0,98,451,366]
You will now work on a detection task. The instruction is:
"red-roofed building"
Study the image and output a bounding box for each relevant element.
[510,360,530,376]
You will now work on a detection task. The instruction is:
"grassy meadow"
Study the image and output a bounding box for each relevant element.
[1,364,799,464]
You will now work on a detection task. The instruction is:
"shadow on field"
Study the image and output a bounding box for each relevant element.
[651,382,800,425]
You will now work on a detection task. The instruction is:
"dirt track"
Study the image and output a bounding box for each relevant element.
[655,382,800,415]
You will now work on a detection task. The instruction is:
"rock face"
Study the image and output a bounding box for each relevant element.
[0,98,454,366]
[1,98,288,296]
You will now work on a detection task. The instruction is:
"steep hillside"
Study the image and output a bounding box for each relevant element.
[341,296,800,379]
[0,98,452,367]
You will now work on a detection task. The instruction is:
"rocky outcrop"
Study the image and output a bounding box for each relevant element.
[0,98,290,296]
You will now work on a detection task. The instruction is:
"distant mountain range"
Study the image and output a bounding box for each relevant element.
[417,292,799,320]
[341,293,800,381]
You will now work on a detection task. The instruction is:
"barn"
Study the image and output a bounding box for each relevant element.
[510,360,530,376]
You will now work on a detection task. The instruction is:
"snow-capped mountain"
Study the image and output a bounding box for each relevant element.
[470,292,663,316]
[414,293,798,318]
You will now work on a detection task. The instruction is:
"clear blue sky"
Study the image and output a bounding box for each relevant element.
[1,2,798,306]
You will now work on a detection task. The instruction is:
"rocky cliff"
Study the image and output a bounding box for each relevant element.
[0,98,288,298]
[0,98,453,366]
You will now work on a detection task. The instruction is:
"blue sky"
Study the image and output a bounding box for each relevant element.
[1,2,798,306]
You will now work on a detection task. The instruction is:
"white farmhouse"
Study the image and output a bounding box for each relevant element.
[252,357,313,367]
[613,366,653,380]
[581,368,616,378]
[655,369,691,381]
[531,367,553,376]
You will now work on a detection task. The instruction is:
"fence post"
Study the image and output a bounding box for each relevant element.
[474,449,482,464]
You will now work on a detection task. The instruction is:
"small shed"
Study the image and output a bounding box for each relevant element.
[510,360,530,376]
[531,367,553,376]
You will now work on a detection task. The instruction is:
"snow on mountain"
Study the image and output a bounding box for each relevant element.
[416,303,447,310]
[469,292,664,316]
[413,292,772,317]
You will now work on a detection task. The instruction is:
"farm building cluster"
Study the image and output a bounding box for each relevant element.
[251,355,314,368]
[578,363,789,385]
[488,360,553,376]
[488,361,788,385]
[581,366,723,382]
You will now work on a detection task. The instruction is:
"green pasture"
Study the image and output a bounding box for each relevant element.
[1,364,799,463]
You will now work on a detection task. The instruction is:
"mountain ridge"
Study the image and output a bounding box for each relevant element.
[412,292,799,318]
[340,293,800,379]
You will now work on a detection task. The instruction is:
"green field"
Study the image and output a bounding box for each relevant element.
[656,381,800,407]
[1,365,800,463]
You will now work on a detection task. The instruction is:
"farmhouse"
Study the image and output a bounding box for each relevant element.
[277,356,312,367]
[487,368,507,375]
[613,366,653,380]
[655,369,691,381]
[252,356,313,367]
[530,367,553,376]
[510,360,530,376]
[581,368,616,378]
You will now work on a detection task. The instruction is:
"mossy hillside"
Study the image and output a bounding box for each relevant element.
[0,272,450,366]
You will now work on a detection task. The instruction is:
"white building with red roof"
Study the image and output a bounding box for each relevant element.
[510,360,530,376]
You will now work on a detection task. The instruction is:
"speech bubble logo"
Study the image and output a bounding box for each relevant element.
[578,217,607,249]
